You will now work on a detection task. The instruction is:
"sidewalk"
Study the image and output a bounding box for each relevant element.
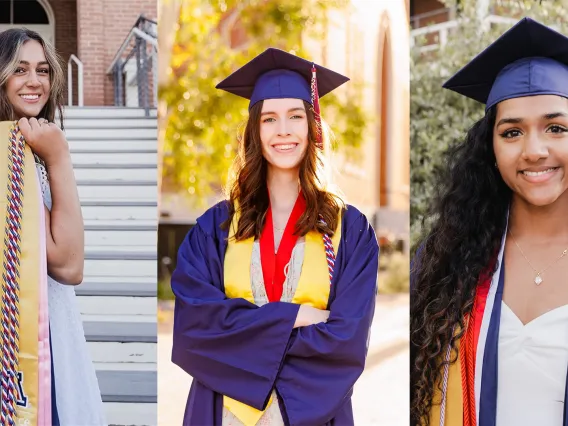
[157,293,409,425]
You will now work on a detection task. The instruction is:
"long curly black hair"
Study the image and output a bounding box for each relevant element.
[410,106,511,425]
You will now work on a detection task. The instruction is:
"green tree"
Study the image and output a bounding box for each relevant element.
[410,0,568,246]
[161,0,367,207]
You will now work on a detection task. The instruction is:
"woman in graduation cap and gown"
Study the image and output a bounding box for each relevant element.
[0,28,105,425]
[171,48,379,426]
[411,17,568,426]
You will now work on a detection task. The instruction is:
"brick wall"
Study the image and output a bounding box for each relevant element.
[43,0,77,105]
[49,0,77,67]
[77,0,157,106]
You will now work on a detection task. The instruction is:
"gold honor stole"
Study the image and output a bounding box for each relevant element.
[0,122,43,425]
[428,338,464,426]
[223,209,341,426]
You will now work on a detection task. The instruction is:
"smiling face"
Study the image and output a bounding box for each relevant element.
[259,98,309,173]
[493,94,568,207]
[5,39,51,119]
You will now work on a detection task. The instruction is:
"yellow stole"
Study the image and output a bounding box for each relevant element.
[223,208,342,426]
[0,122,42,424]
[428,336,464,425]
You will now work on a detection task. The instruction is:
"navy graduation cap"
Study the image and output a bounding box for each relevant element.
[216,48,349,148]
[443,17,568,111]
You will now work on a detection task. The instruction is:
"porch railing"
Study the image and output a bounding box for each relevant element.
[107,15,158,116]
[410,13,517,51]
[67,54,84,106]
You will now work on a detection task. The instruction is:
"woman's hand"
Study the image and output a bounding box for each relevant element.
[293,305,330,328]
[18,117,84,285]
[18,118,70,165]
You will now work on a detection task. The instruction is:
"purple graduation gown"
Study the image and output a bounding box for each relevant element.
[171,201,379,426]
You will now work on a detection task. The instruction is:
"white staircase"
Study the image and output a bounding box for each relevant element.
[64,106,157,426]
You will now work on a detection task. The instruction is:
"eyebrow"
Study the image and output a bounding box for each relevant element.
[261,107,306,116]
[19,60,49,66]
[496,112,568,127]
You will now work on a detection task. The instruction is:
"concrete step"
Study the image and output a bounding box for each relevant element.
[81,200,157,221]
[74,164,157,181]
[96,363,156,403]
[86,245,156,254]
[78,182,157,201]
[85,258,156,278]
[67,139,156,151]
[84,219,156,227]
[76,278,156,297]
[78,296,156,317]
[63,107,157,119]
[83,315,156,343]
[89,342,156,364]
[71,151,157,165]
[64,118,157,129]
[85,227,156,248]
[65,127,157,140]
[104,402,156,426]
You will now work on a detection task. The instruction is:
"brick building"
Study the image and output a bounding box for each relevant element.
[0,0,157,106]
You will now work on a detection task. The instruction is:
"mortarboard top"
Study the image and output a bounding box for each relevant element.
[216,48,349,110]
[443,17,568,111]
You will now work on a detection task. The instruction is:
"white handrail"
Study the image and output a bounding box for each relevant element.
[67,54,84,106]
[410,15,519,50]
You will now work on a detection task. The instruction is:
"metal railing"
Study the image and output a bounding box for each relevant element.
[107,15,158,116]
[67,54,84,106]
[410,13,517,51]
[410,7,452,29]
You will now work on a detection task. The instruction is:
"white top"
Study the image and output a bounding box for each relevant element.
[496,302,568,425]
[37,162,107,425]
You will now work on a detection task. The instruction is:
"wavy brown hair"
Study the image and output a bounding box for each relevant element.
[410,106,510,425]
[222,99,345,239]
[0,28,65,126]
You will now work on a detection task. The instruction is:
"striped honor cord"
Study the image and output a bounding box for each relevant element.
[319,215,336,283]
[1,124,25,426]
[439,325,456,426]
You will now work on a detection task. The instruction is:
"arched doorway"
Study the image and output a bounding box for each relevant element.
[377,13,392,208]
[0,0,55,45]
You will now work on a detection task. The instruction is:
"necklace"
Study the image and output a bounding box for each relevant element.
[508,230,568,285]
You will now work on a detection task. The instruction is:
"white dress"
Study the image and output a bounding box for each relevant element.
[496,301,568,425]
[36,162,107,425]
[222,239,306,426]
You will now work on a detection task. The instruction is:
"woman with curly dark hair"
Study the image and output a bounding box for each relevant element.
[171,48,379,426]
[411,18,568,426]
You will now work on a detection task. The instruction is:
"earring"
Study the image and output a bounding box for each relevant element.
[494,162,498,168]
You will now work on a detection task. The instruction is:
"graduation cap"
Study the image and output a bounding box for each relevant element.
[443,17,568,111]
[216,48,349,148]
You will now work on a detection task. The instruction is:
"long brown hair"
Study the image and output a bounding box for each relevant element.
[223,99,345,240]
[410,107,508,425]
[0,28,65,126]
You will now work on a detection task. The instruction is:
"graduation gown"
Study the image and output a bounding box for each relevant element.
[171,201,379,426]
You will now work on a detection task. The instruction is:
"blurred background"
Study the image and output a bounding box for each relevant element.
[157,0,410,425]
[410,0,568,247]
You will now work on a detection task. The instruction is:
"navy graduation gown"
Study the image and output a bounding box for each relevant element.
[171,201,379,426]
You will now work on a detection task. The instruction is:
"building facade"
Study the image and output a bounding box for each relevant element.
[158,0,411,265]
[1,0,157,106]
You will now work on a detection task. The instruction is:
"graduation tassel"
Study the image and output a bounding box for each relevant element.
[310,64,323,150]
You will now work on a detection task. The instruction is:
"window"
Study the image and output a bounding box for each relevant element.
[0,0,49,25]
